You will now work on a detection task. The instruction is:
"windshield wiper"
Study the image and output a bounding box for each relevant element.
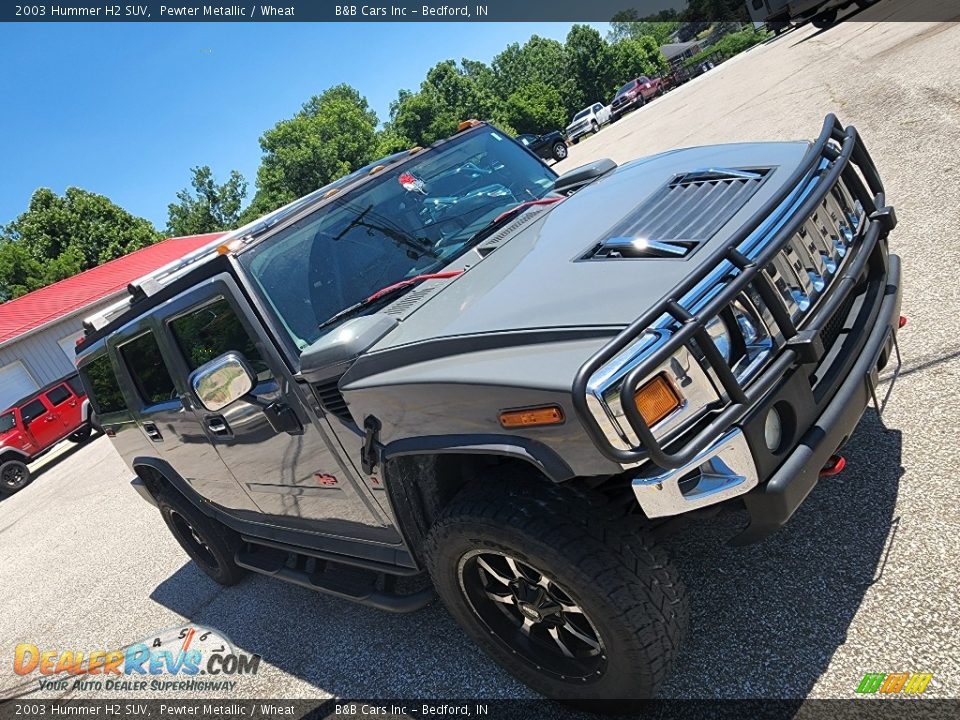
[318,270,464,331]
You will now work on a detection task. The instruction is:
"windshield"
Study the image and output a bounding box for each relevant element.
[239,128,556,351]
[572,109,590,122]
[0,412,15,433]
[616,80,637,97]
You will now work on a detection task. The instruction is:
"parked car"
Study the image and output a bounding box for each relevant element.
[610,75,665,121]
[0,374,96,495]
[746,0,876,30]
[78,114,901,702]
[516,132,569,162]
[565,102,611,143]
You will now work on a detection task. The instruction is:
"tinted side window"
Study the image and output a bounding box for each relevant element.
[0,412,15,433]
[170,297,271,379]
[21,399,47,424]
[67,375,84,396]
[46,385,72,406]
[81,355,127,415]
[119,332,177,405]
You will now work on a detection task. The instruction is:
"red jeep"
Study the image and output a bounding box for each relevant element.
[0,374,96,495]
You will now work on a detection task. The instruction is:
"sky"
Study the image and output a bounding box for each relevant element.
[0,22,607,231]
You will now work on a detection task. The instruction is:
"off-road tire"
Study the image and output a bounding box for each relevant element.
[812,9,837,28]
[552,142,568,161]
[0,460,31,495]
[68,426,92,443]
[424,476,688,702]
[157,490,247,586]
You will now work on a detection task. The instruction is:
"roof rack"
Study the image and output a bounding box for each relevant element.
[82,231,238,334]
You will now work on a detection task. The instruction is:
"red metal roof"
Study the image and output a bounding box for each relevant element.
[0,232,226,346]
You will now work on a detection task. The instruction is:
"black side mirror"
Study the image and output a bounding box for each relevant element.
[554,158,618,195]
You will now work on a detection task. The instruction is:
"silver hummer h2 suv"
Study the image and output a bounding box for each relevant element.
[77,115,901,701]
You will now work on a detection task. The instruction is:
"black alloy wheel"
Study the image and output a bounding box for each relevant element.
[459,550,605,682]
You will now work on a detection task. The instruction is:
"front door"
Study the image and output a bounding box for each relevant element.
[109,318,260,513]
[20,397,60,449]
[43,384,81,434]
[155,275,391,539]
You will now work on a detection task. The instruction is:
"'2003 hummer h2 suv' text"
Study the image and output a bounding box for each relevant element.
[77,115,902,700]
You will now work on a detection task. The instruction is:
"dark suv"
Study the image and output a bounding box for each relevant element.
[77,116,902,701]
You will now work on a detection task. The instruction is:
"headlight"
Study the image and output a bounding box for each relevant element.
[705,316,732,362]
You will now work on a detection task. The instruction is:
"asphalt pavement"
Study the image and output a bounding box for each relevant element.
[2,12,958,703]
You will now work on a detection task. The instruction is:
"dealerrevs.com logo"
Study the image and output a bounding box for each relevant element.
[855,672,933,696]
[14,625,260,692]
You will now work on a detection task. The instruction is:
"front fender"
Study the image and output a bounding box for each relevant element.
[382,434,575,482]
[0,445,30,461]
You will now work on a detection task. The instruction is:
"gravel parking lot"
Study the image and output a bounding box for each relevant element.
[2,15,959,704]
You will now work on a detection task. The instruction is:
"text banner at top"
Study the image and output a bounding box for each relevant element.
[2,0,952,23]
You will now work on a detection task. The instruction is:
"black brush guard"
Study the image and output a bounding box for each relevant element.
[572,114,896,471]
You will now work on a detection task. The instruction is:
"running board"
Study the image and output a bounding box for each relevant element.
[235,544,434,613]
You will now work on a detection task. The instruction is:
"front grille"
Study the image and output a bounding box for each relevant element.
[819,287,856,354]
[762,181,861,327]
[314,378,352,424]
[581,168,771,261]
[575,115,887,469]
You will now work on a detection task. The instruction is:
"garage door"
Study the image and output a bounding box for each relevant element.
[0,361,38,410]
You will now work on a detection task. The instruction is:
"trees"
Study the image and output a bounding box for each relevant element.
[503,82,567,135]
[241,84,381,222]
[0,187,161,301]
[608,36,669,94]
[608,16,681,46]
[565,25,614,110]
[167,166,247,237]
[491,36,577,116]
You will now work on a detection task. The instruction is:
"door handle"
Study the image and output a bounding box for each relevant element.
[45,415,57,422]
[205,415,232,437]
[143,423,163,442]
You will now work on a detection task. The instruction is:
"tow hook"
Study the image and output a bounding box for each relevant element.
[820,454,846,477]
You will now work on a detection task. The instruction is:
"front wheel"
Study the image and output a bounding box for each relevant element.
[551,142,568,161]
[0,460,31,495]
[425,477,688,701]
[812,9,837,28]
[157,491,247,586]
[590,120,599,134]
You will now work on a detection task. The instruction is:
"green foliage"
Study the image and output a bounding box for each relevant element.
[607,36,669,95]
[685,27,770,68]
[166,166,247,237]
[503,82,568,135]
[608,17,681,45]
[565,25,613,111]
[241,84,381,222]
[386,60,514,148]
[490,36,578,116]
[0,187,161,301]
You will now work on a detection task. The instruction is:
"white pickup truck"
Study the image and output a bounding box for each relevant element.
[565,102,611,144]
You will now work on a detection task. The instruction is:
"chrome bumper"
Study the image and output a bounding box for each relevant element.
[631,429,758,518]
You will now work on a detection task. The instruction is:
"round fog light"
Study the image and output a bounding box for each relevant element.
[764,407,783,452]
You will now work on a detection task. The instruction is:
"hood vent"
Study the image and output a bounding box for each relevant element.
[475,203,553,257]
[580,167,771,261]
[381,282,443,318]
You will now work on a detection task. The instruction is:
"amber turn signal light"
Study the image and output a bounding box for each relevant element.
[499,406,564,429]
[634,374,682,427]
